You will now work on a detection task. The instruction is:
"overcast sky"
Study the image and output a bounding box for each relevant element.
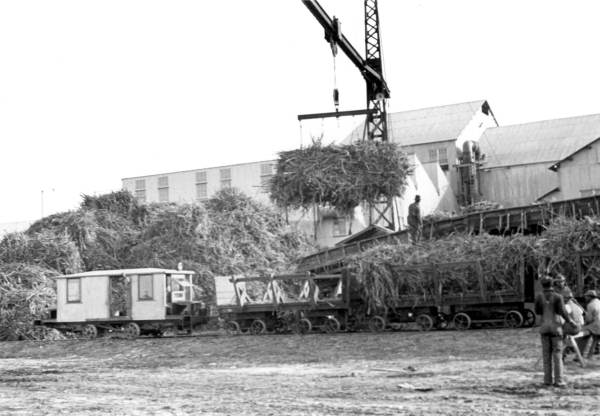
[1,0,599,224]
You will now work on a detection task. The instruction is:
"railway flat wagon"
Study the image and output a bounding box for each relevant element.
[215,273,349,334]
[436,260,536,330]
[355,260,537,332]
[38,268,206,339]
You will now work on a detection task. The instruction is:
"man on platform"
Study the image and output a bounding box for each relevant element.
[408,195,423,244]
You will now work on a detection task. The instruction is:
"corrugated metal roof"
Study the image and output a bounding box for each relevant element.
[479,114,600,169]
[343,100,488,145]
[57,268,195,279]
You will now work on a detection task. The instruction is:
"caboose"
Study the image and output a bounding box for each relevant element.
[39,268,206,338]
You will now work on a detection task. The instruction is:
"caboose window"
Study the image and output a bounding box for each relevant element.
[138,274,154,300]
[66,278,81,303]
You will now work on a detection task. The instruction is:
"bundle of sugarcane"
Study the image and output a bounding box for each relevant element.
[0,263,57,341]
[269,139,413,215]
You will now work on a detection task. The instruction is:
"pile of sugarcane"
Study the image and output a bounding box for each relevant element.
[0,263,57,341]
[269,140,412,215]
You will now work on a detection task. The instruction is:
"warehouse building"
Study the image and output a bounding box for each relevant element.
[478,114,600,207]
[122,160,276,206]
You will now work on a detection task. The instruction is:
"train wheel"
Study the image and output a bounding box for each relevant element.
[522,309,536,327]
[368,315,386,332]
[123,322,141,339]
[416,314,434,331]
[323,316,341,333]
[504,310,523,328]
[453,313,471,330]
[249,319,267,335]
[82,324,98,339]
[225,321,241,335]
[295,318,312,334]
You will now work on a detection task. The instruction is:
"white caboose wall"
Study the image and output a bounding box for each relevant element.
[56,276,108,322]
[130,273,166,320]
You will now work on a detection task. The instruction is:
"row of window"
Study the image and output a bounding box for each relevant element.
[66,275,154,303]
[132,164,274,204]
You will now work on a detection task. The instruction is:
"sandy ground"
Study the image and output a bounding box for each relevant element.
[0,329,599,416]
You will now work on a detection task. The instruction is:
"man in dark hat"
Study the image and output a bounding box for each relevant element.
[534,277,576,387]
[407,195,423,244]
[581,289,600,358]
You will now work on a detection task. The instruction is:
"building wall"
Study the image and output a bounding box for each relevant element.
[122,160,276,205]
[130,272,165,320]
[57,276,109,322]
[555,142,600,199]
[479,163,559,207]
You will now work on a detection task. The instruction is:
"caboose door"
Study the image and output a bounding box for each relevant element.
[109,275,132,317]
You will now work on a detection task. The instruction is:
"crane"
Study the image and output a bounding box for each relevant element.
[299,0,396,229]
[299,0,390,142]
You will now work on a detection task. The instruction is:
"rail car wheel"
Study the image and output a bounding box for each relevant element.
[522,309,536,327]
[504,310,523,328]
[225,321,241,335]
[295,318,312,334]
[82,324,98,339]
[368,315,386,332]
[323,316,341,333]
[416,314,434,331]
[123,322,141,339]
[453,313,471,330]
[249,319,267,335]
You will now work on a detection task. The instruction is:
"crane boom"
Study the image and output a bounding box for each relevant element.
[301,0,389,142]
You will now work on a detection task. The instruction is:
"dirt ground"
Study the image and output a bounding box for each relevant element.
[0,328,599,416]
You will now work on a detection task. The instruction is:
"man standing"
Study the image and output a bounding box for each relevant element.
[407,195,423,244]
[581,290,600,358]
[534,277,575,387]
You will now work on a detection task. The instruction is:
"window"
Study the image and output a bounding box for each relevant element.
[428,148,449,171]
[138,274,154,300]
[196,171,208,200]
[66,278,81,303]
[157,176,169,203]
[134,179,146,203]
[260,163,273,190]
[332,217,348,237]
[220,168,231,189]
[438,148,448,164]
[196,183,208,200]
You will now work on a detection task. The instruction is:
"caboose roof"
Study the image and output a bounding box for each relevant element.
[56,268,195,279]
